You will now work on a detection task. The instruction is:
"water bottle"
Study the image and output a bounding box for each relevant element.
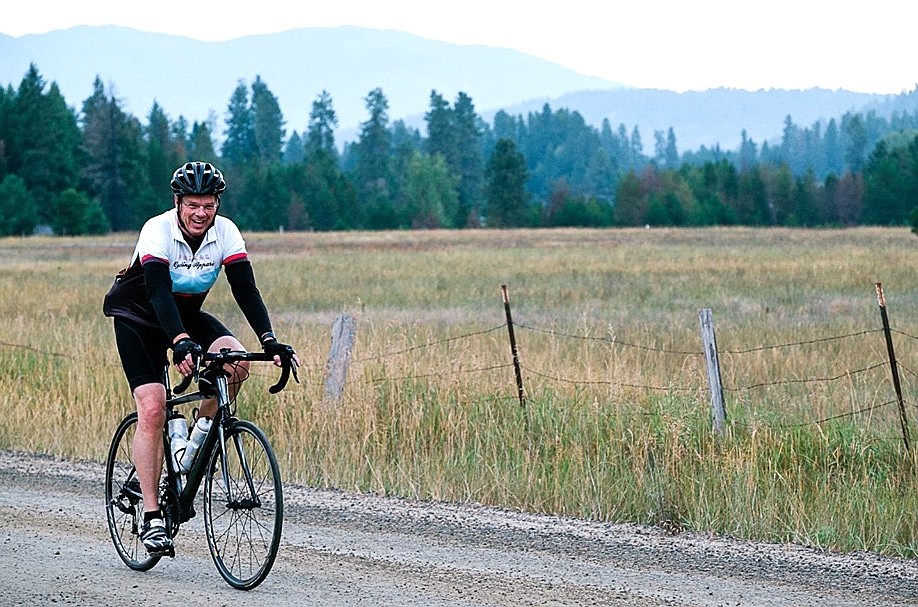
[167,414,189,473]
[178,416,212,473]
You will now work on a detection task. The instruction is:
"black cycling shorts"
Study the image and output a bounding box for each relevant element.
[113,312,234,392]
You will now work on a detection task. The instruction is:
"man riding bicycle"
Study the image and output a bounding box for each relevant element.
[103,161,297,556]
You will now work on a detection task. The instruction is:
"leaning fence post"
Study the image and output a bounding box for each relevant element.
[875,283,911,453]
[323,313,357,406]
[501,284,526,407]
[698,308,727,437]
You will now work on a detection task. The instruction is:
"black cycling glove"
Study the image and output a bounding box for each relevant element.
[261,333,295,359]
[172,338,203,366]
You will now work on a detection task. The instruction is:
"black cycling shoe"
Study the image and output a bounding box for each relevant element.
[140,518,174,557]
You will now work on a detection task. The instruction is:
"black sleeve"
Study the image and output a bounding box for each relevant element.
[225,260,273,339]
[142,260,186,342]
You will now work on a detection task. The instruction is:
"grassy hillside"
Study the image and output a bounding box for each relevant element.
[1,227,916,556]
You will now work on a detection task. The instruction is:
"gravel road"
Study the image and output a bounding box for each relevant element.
[1,449,916,606]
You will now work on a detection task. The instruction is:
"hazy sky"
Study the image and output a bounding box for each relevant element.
[3,0,915,95]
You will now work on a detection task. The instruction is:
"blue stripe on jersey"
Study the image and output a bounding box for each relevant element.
[171,265,221,294]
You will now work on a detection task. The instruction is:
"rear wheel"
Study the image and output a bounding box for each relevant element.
[104,413,162,571]
[203,420,283,590]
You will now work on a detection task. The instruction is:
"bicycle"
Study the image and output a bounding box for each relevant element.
[104,348,297,590]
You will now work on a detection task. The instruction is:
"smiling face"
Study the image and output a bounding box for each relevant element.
[175,194,219,239]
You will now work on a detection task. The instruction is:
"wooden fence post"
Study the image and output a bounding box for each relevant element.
[501,285,526,407]
[698,308,727,437]
[875,283,911,453]
[323,313,357,406]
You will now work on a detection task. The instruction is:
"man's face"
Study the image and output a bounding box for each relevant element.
[176,194,219,238]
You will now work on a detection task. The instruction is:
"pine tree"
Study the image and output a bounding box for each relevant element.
[222,81,255,168]
[305,90,338,161]
[403,151,458,228]
[450,92,483,226]
[52,188,108,235]
[7,64,83,226]
[484,138,530,227]
[251,76,285,164]
[424,91,454,162]
[353,88,393,226]
[665,127,679,169]
[189,120,217,161]
[145,101,181,201]
[0,84,12,181]
[81,77,152,231]
[0,174,38,235]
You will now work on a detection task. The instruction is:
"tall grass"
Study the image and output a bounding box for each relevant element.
[1,227,917,556]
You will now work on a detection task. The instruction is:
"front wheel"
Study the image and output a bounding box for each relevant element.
[203,420,283,590]
[104,413,162,571]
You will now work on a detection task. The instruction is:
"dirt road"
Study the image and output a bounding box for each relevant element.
[0,449,916,606]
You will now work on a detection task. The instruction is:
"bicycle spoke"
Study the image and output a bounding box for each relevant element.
[104,413,162,572]
[203,420,283,590]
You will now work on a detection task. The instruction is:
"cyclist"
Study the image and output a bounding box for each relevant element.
[103,161,297,556]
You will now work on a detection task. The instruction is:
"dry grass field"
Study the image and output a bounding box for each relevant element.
[1,226,917,556]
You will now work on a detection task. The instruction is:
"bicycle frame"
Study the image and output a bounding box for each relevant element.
[163,370,227,524]
[161,349,293,527]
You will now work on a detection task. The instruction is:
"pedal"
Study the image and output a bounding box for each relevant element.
[146,545,176,559]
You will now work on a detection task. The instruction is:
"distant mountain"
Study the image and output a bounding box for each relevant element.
[497,88,888,152]
[0,26,899,152]
[0,26,619,134]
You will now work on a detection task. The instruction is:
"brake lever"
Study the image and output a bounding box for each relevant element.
[268,354,298,394]
[172,352,202,395]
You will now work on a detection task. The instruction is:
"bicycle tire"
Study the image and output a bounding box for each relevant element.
[203,420,283,590]
[104,412,162,571]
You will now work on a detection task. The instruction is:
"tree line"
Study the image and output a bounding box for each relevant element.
[3,62,918,236]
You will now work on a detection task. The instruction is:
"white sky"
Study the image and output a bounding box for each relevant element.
[2,0,915,95]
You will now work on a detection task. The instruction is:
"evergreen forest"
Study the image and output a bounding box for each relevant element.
[4,62,918,236]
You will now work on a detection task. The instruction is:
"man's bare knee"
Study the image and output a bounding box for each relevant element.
[133,383,166,432]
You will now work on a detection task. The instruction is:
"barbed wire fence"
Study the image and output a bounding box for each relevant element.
[3,284,914,450]
[315,282,916,452]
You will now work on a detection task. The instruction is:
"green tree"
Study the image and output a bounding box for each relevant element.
[222,80,255,168]
[425,91,454,165]
[451,92,484,226]
[664,127,679,169]
[145,101,181,201]
[81,77,152,231]
[51,188,108,235]
[352,88,393,227]
[283,131,305,165]
[251,76,285,164]
[864,137,918,225]
[305,90,338,161]
[0,84,12,181]
[171,115,190,160]
[403,151,458,228]
[738,129,758,172]
[584,148,618,204]
[389,120,423,204]
[189,120,218,162]
[735,166,769,225]
[485,138,531,227]
[612,171,646,226]
[6,64,83,225]
[0,174,38,235]
[824,118,844,176]
[300,90,352,229]
[843,113,869,173]
[770,164,796,225]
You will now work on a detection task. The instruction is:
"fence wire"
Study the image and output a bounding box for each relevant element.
[4,303,913,436]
